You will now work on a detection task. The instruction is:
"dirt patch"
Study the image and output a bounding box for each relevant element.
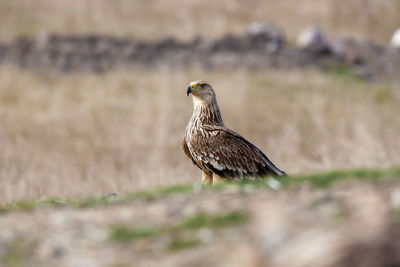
[1,178,400,267]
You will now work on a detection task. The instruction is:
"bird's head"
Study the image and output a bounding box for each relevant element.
[187,80,216,102]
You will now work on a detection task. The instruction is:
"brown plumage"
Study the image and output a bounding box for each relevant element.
[182,80,285,184]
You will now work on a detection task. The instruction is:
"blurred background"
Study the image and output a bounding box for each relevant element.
[0,0,399,203]
[1,0,400,42]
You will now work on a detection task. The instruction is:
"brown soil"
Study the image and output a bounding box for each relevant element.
[1,180,400,267]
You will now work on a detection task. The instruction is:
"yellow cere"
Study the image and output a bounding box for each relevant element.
[190,82,196,88]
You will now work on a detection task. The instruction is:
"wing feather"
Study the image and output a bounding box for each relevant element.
[182,138,203,171]
[190,126,285,178]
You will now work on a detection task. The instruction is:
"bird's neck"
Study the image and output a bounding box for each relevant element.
[191,97,224,127]
[185,97,224,141]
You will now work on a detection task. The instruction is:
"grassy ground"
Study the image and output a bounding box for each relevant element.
[0,0,399,43]
[0,167,400,267]
[1,166,399,212]
[0,66,399,203]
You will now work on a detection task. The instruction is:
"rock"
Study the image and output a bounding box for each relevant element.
[297,26,331,54]
[330,37,384,66]
[244,22,285,52]
[390,28,400,48]
[0,28,398,80]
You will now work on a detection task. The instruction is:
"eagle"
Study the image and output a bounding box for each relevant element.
[182,80,285,184]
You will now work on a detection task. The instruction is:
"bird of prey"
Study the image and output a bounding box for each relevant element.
[182,80,285,184]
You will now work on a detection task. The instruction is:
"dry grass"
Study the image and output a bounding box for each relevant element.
[0,66,399,203]
[0,0,399,43]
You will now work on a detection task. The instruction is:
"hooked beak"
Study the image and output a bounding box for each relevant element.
[187,86,192,96]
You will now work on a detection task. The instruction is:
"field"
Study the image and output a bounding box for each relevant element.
[1,169,400,266]
[1,0,400,43]
[0,0,400,266]
[0,67,399,203]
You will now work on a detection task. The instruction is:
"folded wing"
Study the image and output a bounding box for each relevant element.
[189,126,285,178]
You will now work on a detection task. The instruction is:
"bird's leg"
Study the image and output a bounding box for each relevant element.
[202,171,213,185]
[212,173,226,184]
